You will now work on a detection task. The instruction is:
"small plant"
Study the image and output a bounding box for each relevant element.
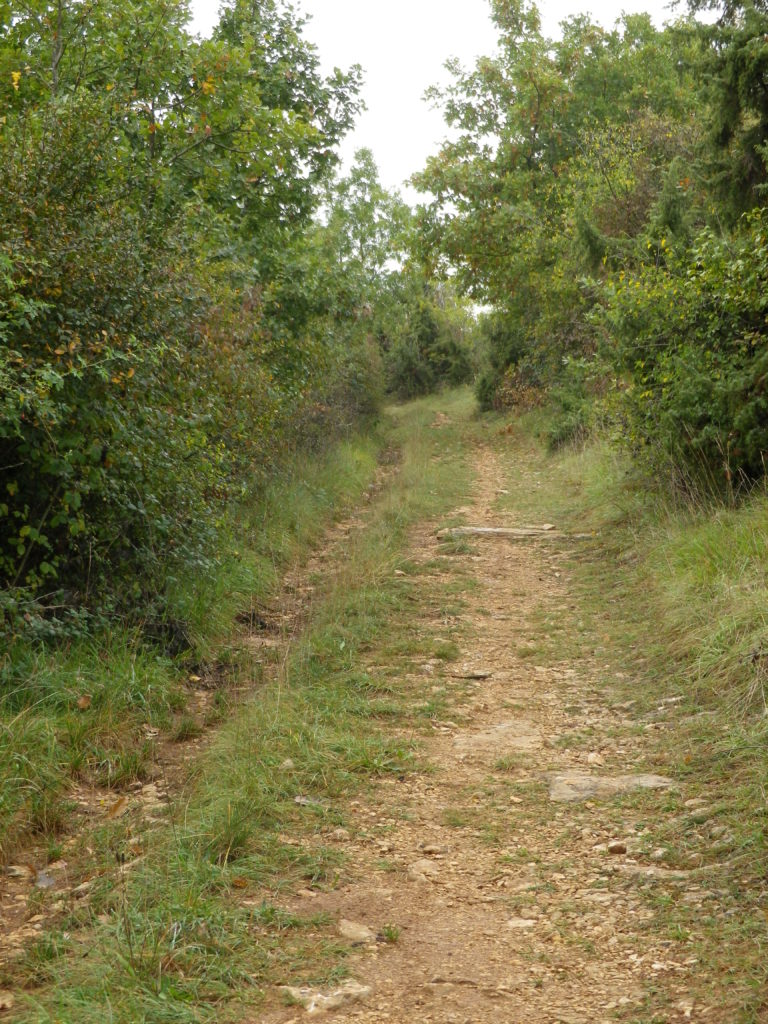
[171,714,203,743]
[493,755,524,773]
[46,840,64,864]
[205,799,260,865]
[97,744,153,790]
[379,923,401,944]
[433,640,460,661]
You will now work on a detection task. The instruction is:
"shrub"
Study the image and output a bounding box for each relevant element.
[0,97,213,613]
[386,298,474,399]
[596,210,768,491]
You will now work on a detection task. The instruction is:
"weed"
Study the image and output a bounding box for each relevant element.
[493,755,526,773]
[97,743,153,790]
[433,640,461,661]
[172,714,204,743]
[379,924,401,943]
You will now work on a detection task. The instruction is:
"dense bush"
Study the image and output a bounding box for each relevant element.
[386,295,475,399]
[414,0,768,493]
[0,97,211,609]
[596,211,768,488]
[0,0,389,635]
[475,315,534,411]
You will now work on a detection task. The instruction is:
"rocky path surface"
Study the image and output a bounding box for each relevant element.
[259,446,700,1024]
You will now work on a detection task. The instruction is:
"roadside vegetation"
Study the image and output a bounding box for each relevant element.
[417,0,768,496]
[0,0,477,639]
[0,0,477,859]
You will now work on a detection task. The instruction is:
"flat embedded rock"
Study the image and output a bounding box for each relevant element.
[281,979,371,1014]
[548,771,675,803]
[507,917,537,929]
[438,526,565,539]
[408,858,441,882]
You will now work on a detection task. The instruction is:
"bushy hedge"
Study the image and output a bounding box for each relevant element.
[0,98,213,614]
[0,0,382,635]
[386,297,475,399]
[596,211,768,490]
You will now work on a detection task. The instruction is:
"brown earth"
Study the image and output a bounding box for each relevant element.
[255,447,703,1024]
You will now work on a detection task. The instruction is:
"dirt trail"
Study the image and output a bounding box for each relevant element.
[260,445,696,1024]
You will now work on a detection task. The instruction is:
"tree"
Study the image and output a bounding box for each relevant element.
[413,0,698,403]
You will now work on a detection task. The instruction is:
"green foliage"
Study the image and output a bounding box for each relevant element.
[691,0,768,220]
[0,94,215,609]
[544,358,606,450]
[415,0,768,492]
[0,0,394,633]
[474,314,531,411]
[595,210,768,489]
[386,288,476,399]
[415,1,700,409]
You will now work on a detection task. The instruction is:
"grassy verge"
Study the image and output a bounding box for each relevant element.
[0,435,385,864]
[5,389,480,1022]
[497,413,768,1023]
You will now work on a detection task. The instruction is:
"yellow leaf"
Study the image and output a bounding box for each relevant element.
[107,797,129,819]
[201,77,216,95]
[11,71,21,91]
[106,82,114,92]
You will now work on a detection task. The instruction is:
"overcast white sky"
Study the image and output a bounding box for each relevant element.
[189,0,677,199]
